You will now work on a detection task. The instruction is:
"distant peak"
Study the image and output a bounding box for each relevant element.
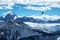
[4,11,14,16]
[2,11,18,22]
[3,11,17,17]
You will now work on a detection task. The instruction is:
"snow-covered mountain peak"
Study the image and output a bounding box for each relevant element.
[2,11,18,22]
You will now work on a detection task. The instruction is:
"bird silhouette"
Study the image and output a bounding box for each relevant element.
[41,11,44,15]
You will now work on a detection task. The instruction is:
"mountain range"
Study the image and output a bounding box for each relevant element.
[0,12,60,40]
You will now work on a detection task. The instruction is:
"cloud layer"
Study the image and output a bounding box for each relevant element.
[0,0,60,11]
[24,22,60,33]
[27,14,60,21]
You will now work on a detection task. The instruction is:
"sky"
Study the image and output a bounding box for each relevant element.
[0,0,60,16]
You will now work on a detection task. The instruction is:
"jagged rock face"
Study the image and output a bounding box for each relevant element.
[0,16,4,21]
[18,35,40,40]
[19,33,60,40]
[0,19,38,40]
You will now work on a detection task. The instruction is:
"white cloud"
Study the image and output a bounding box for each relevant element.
[0,0,60,11]
[0,3,14,9]
[23,2,60,11]
[27,14,60,21]
[0,0,14,4]
[0,0,14,9]
[0,6,3,9]
[14,0,60,4]
[0,0,60,5]
[13,0,60,11]
[24,6,51,11]
[24,22,60,33]
[3,5,13,9]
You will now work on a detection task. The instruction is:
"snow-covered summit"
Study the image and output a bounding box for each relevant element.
[0,11,18,22]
